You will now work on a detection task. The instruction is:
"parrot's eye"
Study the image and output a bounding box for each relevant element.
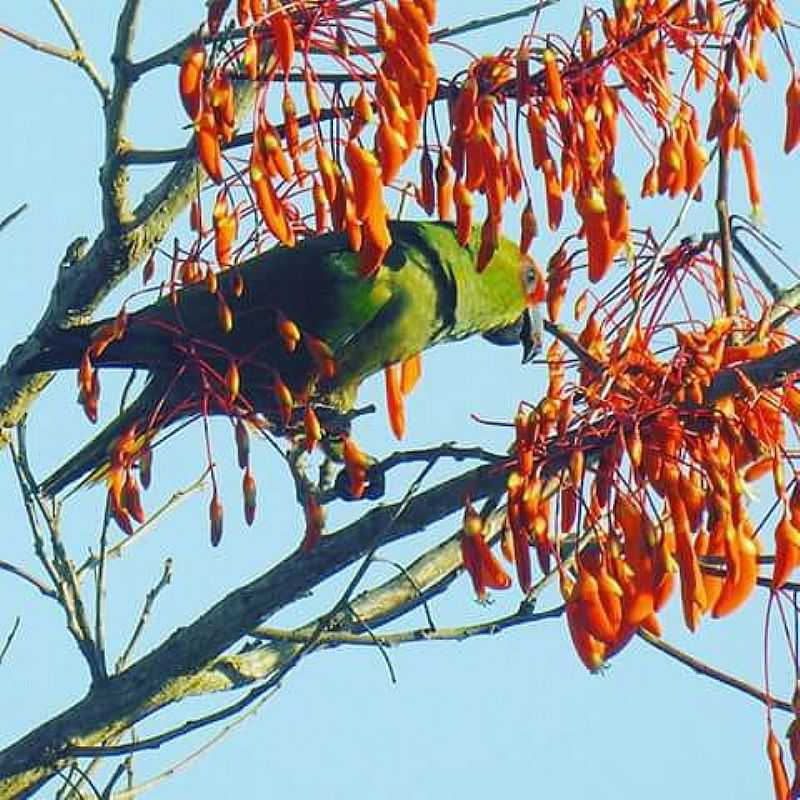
[520,256,539,294]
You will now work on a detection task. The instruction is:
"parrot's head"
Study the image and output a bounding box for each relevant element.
[478,243,544,365]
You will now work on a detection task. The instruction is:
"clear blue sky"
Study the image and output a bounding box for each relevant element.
[1,2,799,798]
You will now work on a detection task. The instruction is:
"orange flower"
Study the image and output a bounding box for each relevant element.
[766,729,790,800]
[196,110,223,184]
[243,30,259,80]
[179,40,205,121]
[303,405,322,452]
[542,158,563,231]
[773,510,800,589]
[785,74,800,154]
[563,577,607,672]
[346,141,383,222]
[269,0,295,74]
[542,48,568,114]
[212,190,238,267]
[383,363,406,439]
[250,154,293,245]
[375,113,408,186]
[343,436,370,499]
[400,352,422,395]
[237,0,252,27]
[460,500,512,600]
[454,180,474,247]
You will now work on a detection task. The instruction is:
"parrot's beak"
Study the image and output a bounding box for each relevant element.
[483,308,542,364]
[520,307,543,364]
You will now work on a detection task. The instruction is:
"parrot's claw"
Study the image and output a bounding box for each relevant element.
[333,461,386,501]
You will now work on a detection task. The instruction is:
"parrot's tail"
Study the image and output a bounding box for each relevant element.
[39,384,161,497]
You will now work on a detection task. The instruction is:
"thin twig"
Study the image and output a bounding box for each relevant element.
[345,604,397,683]
[111,690,276,800]
[77,474,206,576]
[253,605,565,648]
[101,763,127,800]
[372,557,437,630]
[0,617,21,668]
[604,155,714,378]
[93,502,113,679]
[115,559,173,674]
[542,319,604,371]
[716,18,749,319]
[0,204,28,235]
[47,0,109,101]
[638,630,791,713]
[0,559,57,600]
[431,2,556,42]
[329,460,441,614]
[10,429,104,683]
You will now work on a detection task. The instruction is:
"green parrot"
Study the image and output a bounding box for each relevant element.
[23,220,542,498]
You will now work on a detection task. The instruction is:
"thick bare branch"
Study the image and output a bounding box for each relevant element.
[101,0,143,231]
[0,461,504,797]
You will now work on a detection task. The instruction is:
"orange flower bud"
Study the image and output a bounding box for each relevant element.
[243,468,257,526]
[138,446,153,489]
[766,729,791,800]
[276,313,301,353]
[273,374,293,427]
[519,200,537,255]
[235,418,250,469]
[217,292,233,333]
[225,362,240,404]
[418,150,435,215]
[210,491,224,546]
[435,150,453,221]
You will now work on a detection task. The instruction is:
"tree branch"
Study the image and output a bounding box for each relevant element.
[0,205,28,236]
[0,461,504,797]
[638,630,791,713]
[0,618,21,669]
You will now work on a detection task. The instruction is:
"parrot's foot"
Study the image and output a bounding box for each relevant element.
[333,461,386,501]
